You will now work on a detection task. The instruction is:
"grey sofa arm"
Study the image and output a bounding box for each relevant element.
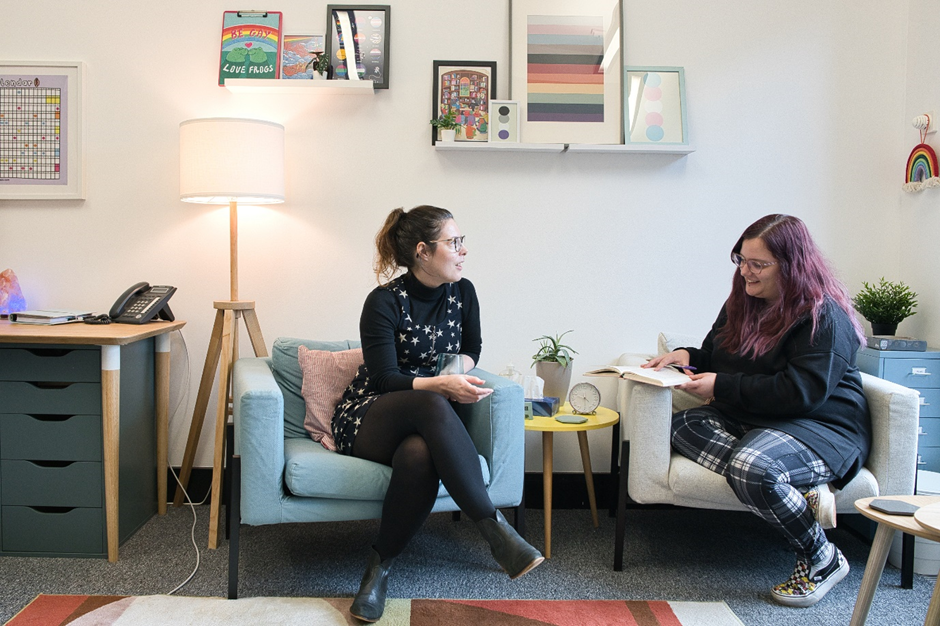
[456,369,525,508]
[620,380,677,504]
[232,357,288,522]
[860,372,919,497]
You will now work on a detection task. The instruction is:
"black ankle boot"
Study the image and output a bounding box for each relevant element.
[350,548,394,623]
[476,510,544,579]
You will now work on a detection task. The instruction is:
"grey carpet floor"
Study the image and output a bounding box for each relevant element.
[0,505,932,625]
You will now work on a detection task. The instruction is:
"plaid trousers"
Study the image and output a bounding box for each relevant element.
[671,405,834,564]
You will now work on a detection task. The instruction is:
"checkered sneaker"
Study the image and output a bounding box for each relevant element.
[804,484,837,529]
[771,549,849,607]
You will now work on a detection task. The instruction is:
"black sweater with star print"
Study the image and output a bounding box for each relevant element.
[359,272,482,393]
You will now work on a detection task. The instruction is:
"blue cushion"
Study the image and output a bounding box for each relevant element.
[271,337,361,439]
[283,437,491,500]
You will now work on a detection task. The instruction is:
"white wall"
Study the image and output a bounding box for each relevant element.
[0,1,912,473]
[901,0,940,346]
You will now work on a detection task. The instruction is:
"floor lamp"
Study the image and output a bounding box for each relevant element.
[175,118,285,549]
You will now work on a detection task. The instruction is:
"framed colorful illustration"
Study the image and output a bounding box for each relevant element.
[509,0,622,145]
[489,100,520,143]
[0,61,85,200]
[431,61,497,145]
[325,5,390,89]
[281,35,325,79]
[624,66,688,145]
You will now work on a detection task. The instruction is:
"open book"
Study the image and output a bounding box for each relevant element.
[583,364,692,387]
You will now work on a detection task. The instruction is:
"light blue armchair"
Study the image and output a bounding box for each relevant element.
[226,337,525,598]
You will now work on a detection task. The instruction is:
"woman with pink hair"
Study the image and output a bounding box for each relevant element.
[646,214,869,607]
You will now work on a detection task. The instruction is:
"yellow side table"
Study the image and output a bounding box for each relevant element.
[524,403,619,557]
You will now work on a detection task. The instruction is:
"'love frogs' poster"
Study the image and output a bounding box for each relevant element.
[218,11,283,85]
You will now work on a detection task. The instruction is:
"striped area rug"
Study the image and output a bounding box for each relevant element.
[7,594,744,625]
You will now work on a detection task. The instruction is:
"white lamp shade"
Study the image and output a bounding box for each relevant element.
[179,118,285,204]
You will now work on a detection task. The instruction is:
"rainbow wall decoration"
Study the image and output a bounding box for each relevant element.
[526,15,605,123]
[903,143,940,192]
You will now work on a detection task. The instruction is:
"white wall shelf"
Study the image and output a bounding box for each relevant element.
[223,79,374,95]
[434,142,694,155]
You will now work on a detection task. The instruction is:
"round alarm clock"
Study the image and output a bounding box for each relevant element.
[568,382,601,415]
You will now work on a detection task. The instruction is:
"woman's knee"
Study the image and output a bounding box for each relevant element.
[392,435,438,481]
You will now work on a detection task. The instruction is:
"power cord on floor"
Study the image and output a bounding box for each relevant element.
[161,329,202,596]
[166,464,200,595]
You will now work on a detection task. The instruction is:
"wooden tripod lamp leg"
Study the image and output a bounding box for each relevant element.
[174,309,227,507]
[208,310,236,549]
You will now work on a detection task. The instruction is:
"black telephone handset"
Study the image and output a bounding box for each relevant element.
[109,282,177,324]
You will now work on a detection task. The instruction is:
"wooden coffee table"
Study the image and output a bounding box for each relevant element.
[851,495,940,625]
[524,403,619,558]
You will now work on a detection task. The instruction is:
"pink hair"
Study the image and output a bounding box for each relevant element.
[717,214,865,359]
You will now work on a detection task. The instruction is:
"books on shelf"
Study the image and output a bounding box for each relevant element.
[584,364,692,387]
[865,335,927,351]
[8,309,94,325]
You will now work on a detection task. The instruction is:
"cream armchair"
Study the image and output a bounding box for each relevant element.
[613,332,921,571]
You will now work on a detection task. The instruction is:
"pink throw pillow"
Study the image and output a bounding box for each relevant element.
[298,346,363,451]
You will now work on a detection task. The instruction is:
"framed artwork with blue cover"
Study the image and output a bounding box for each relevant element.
[326,5,390,89]
[431,61,497,145]
[624,66,688,146]
[509,0,622,145]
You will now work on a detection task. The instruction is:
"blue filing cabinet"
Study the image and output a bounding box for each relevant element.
[857,346,940,472]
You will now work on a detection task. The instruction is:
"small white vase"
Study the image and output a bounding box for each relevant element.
[440,129,457,142]
[312,71,326,80]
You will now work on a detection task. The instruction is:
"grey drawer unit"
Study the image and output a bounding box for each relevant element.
[857,346,940,472]
[0,341,156,558]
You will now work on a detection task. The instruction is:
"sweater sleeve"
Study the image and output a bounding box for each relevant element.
[359,288,415,393]
[459,279,482,365]
[713,305,855,415]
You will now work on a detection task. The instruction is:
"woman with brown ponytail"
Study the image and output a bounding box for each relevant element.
[334,205,543,622]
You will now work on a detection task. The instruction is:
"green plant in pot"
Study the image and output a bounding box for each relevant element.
[430,110,461,141]
[852,278,918,336]
[531,330,578,402]
[305,52,330,78]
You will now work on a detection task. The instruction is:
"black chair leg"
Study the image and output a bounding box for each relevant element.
[614,440,630,571]
[901,532,915,589]
[227,454,241,599]
[225,422,234,540]
[515,498,526,536]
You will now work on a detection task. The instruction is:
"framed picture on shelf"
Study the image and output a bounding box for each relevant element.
[325,4,390,89]
[432,60,497,145]
[509,0,622,145]
[624,66,688,145]
[489,100,520,143]
[0,61,85,200]
[281,34,325,79]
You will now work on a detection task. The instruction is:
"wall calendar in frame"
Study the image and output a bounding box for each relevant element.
[509,0,622,145]
[0,61,84,200]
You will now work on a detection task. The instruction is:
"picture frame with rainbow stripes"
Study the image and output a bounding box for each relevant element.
[624,66,689,146]
[509,0,623,145]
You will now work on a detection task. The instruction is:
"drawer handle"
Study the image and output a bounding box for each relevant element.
[30,460,75,468]
[29,381,75,390]
[920,397,931,406]
[26,414,77,422]
[29,506,75,514]
[25,348,73,358]
[918,456,928,466]
[912,368,932,376]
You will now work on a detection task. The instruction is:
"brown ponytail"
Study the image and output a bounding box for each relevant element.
[374,205,453,285]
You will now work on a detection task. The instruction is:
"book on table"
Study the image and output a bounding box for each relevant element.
[584,364,692,387]
[8,309,94,325]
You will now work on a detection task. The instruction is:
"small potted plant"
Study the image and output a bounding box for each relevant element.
[531,330,578,401]
[852,278,918,336]
[306,52,330,79]
[430,111,461,142]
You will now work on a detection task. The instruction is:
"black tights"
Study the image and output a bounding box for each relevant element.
[352,390,496,560]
